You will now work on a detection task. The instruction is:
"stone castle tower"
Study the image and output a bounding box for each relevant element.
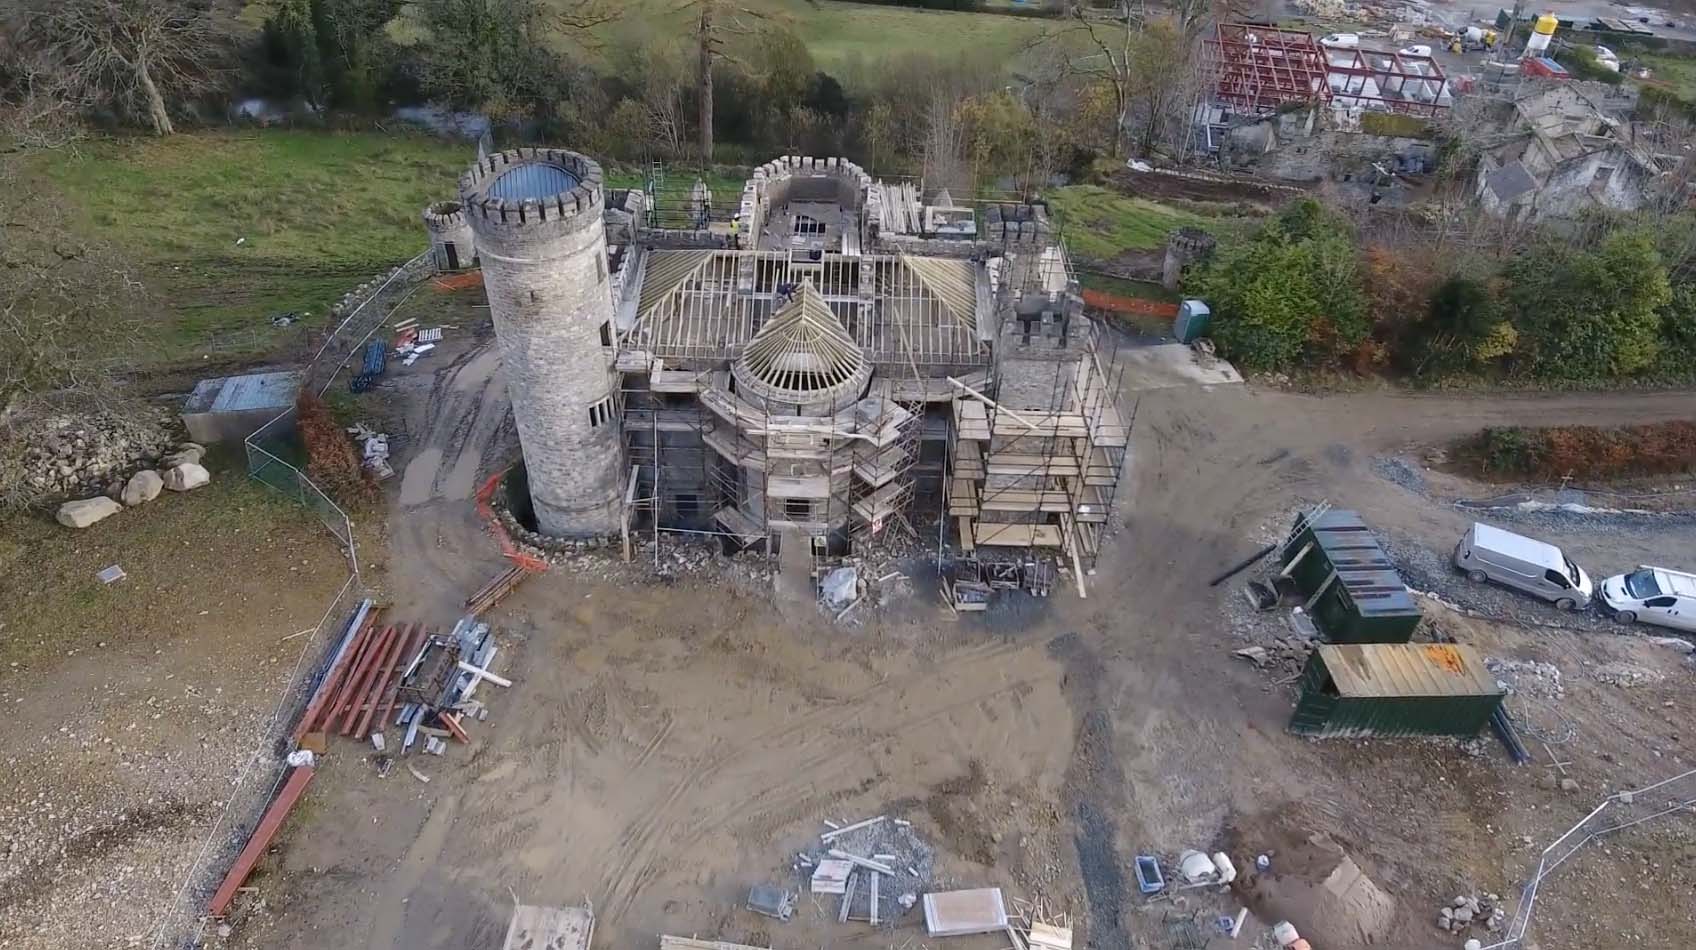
[460,147,623,537]
[421,200,476,272]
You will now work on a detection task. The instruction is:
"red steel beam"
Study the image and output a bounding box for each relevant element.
[291,614,376,742]
[354,623,416,738]
[371,625,423,737]
[321,622,386,733]
[340,623,402,735]
[207,765,316,917]
[335,624,397,734]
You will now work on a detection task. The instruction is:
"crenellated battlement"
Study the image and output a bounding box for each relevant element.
[421,200,469,233]
[459,147,605,228]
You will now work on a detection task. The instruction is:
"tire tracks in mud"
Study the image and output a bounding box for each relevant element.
[1048,631,1131,950]
[595,638,1036,923]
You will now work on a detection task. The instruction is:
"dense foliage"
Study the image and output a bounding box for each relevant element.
[1186,200,1367,371]
[1457,422,1696,481]
[1189,200,1695,385]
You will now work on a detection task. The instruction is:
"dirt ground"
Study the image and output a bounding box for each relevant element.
[213,327,1696,950]
[0,453,351,949]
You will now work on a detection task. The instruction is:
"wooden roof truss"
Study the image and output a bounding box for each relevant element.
[625,250,987,368]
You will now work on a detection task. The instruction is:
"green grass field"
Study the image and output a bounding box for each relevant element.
[39,131,475,366]
[563,0,1056,71]
[1639,51,1696,101]
[1047,185,1208,259]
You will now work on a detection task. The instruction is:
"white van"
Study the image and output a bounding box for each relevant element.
[1599,567,1696,631]
[1453,523,1593,610]
[1321,32,1361,49]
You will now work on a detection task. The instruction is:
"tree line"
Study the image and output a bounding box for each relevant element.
[2,0,1218,187]
[1190,199,1696,385]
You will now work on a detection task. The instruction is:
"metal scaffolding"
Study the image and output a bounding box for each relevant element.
[946,333,1129,573]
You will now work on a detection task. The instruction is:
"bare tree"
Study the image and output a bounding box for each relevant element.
[672,0,775,168]
[19,0,229,136]
[1059,2,1137,155]
[922,91,969,196]
[0,18,86,148]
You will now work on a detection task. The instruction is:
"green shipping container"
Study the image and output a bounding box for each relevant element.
[1289,643,1505,738]
[1282,510,1422,643]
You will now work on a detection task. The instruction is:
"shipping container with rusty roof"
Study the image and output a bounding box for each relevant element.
[1289,643,1504,738]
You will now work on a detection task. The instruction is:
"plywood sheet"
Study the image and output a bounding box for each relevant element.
[503,904,594,950]
[923,888,1009,936]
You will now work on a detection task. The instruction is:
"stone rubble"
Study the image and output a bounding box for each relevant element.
[1,408,177,506]
[1436,894,1507,935]
[1588,662,1666,689]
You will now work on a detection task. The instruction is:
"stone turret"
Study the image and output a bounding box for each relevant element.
[422,201,476,272]
[1162,227,1216,291]
[460,147,623,538]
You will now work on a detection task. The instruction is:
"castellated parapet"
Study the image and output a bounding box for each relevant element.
[460,147,624,538]
[421,200,476,271]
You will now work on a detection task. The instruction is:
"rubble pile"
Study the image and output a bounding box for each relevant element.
[1,409,177,504]
[789,815,937,926]
[1436,893,1507,935]
[1589,662,1666,689]
[1486,658,1564,698]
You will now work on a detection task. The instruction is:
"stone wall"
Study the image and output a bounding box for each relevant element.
[462,147,625,538]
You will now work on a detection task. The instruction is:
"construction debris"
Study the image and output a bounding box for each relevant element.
[394,324,448,367]
[810,859,853,894]
[346,424,393,480]
[502,903,593,950]
[746,883,794,920]
[465,563,536,616]
[923,888,1009,936]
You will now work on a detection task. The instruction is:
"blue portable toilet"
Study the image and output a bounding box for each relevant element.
[1173,299,1211,343]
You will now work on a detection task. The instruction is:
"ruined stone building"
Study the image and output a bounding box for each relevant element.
[444,149,1128,566]
[1474,84,1661,222]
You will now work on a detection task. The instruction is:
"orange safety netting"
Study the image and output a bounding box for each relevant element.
[1080,288,1179,318]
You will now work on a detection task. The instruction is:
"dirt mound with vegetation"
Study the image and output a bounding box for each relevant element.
[1455,421,1696,482]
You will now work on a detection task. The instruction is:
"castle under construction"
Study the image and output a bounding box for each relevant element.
[441,149,1128,571]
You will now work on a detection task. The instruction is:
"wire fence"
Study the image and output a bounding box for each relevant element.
[1481,766,1696,950]
[146,250,431,948]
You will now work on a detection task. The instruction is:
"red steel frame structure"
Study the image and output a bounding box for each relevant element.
[1203,24,1451,117]
[1203,23,1330,115]
[1326,47,1451,116]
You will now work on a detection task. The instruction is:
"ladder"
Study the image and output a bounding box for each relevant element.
[1276,500,1332,564]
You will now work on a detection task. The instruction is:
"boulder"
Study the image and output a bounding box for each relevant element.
[122,470,164,506]
[162,462,211,492]
[162,444,205,467]
[57,496,123,528]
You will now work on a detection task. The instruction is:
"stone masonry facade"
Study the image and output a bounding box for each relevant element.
[461,148,624,538]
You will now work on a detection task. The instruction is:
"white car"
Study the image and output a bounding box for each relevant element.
[1399,44,1434,57]
[1321,32,1361,49]
[1600,566,1696,631]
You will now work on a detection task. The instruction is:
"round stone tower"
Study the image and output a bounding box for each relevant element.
[421,200,476,272]
[460,147,623,538]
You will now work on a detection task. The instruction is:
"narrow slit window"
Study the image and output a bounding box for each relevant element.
[588,396,615,427]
